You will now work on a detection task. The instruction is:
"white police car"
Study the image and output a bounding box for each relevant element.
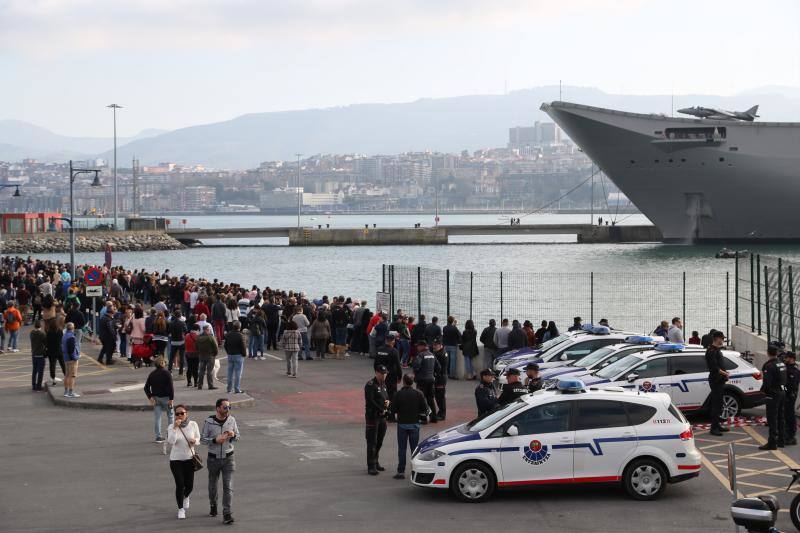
[583,343,765,418]
[411,379,700,503]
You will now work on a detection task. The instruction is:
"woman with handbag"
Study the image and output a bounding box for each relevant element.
[167,404,201,520]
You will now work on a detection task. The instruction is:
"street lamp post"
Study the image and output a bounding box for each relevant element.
[107,104,122,230]
[68,160,101,281]
[295,153,303,229]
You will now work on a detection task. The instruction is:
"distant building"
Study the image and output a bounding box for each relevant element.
[508,126,537,150]
[183,186,216,210]
[302,192,344,207]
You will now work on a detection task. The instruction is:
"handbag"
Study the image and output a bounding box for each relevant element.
[178,424,204,471]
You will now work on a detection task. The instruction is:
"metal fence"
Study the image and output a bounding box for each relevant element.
[382,265,731,338]
[735,253,800,350]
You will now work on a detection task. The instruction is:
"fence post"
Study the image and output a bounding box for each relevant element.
[726,272,730,341]
[446,269,450,318]
[779,258,783,342]
[682,272,686,337]
[750,253,755,332]
[417,266,422,318]
[590,272,594,324]
[500,271,504,320]
[390,265,395,317]
[757,255,762,335]
[734,252,739,325]
[764,265,770,342]
[469,272,474,321]
[790,265,796,352]
[382,264,386,293]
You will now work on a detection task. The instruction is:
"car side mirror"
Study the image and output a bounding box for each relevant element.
[506,424,519,437]
[627,373,639,383]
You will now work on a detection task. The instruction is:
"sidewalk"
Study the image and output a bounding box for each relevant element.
[1,323,254,410]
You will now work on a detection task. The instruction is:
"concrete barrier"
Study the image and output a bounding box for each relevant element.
[288,227,448,246]
[730,324,769,369]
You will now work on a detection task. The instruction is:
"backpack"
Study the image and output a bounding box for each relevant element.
[5,309,17,325]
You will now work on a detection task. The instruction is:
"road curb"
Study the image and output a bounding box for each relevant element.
[44,384,255,411]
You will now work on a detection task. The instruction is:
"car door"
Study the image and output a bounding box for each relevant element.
[498,400,574,486]
[667,355,711,410]
[572,399,637,481]
[619,356,671,394]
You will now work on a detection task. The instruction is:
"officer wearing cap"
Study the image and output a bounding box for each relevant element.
[431,337,448,421]
[760,343,788,450]
[365,365,390,475]
[498,368,528,406]
[412,340,440,423]
[475,369,498,416]
[784,351,800,446]
[525,363,543,393]
[704,330,729,436]
[375,332,402,421]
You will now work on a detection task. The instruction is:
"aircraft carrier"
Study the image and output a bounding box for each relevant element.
[542,101,800,242]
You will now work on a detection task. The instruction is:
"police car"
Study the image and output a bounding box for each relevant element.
[538,336,666,387]
[582,343,765,418]
[410,379,700,502]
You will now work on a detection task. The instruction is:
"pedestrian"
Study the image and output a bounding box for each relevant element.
[196,325,219,390]
[185,324,200,387]
[524,362,543,392]
[498,368,527,405]
[292,306,312,361]
[654,320,669,338]
[568,316,583,332]
[508,319,527,350]
[4,300,22,352]
[389,374,428,479]
[431,337,448,421]
[223,321,247,394]
[461,319,479,380]
[424,316,442,347]
[167,404,200,520]
[522,320,536,347]
[169,309,188,374]
[44,313,65,386]
[374,332,402,421]
[475,369,498,415]
[760,343,787,450]
[247,308,266,359]
[61,322,80,398]
[701,328,719,349]
[201,398,239,525]
[310,314,331,359]
[542,320,559,342]
[144,356,175,443]
[667,317,684,343]
[98,303,117,365]
[493,318,511,355]
[65,301,85,354]
[479,319,498,367]
[365,365,389,475]
[784,351,799,446]
[211,297,227,345]
[152,311,170,356]
[412,340,440,423]
[30,319,46,391]
[534,319,548,345]
[689,331,702,345]
[442,316,461,379]
[704,330,730,436]
[280,321,301,378]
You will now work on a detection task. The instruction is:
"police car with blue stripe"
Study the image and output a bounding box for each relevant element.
[582,343,765,418]
[410,378,701,502]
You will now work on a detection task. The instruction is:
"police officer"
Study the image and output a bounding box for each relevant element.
[705,330,730,436]
[431,337,448,421]
[375,332,402,421]
[525,362,543,393]
[760,344,787,450]
[498,368,528,405]
[412,340,440,423]
[784,351,800,446]
[475,369,498,416]
[365,365,390,475]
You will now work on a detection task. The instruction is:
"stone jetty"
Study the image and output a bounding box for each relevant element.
[0,230,184,253]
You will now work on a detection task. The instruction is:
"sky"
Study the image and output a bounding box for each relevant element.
[1,0,799,137]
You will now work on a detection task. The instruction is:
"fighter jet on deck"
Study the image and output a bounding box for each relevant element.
[677,105,759,121]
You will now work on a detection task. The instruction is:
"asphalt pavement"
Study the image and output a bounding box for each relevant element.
[2,329,799,532]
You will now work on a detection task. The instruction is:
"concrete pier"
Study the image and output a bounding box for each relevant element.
[288,227,448,246]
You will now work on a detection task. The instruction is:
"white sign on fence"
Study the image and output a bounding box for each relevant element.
[376,291,390,313]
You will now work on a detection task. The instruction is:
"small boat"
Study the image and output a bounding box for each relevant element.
[715,248,750,259]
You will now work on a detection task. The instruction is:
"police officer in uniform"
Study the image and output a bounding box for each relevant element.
[704,330,729,436]
[374,332,402,422]
[412,340,440,423]
[784,351,800,446]
[760,344,787,450]
[498,368,528,405]
[525,363,543,393]
[431,337,449,421]
[475,369,498,416]
[365,365,390,475]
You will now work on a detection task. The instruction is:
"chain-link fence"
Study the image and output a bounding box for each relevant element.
[383,265,731,338]
[736,253,800,350]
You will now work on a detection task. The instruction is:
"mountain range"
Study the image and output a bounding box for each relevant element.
[4,86,800,169]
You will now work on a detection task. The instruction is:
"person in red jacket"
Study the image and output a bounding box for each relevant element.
[4,301,23,352]
[184,324,200,387]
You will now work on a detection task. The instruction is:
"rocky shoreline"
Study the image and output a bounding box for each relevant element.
[0,231,185,253]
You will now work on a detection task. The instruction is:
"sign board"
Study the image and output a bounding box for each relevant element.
[84,267,103,286]
[86,285,103,298]
[376,291,390,313]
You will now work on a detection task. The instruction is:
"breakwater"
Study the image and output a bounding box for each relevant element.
[1,230,185,253]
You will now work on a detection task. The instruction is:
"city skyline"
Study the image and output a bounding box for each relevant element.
[1,0,798,137]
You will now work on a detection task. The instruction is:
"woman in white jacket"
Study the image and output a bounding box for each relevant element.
[167,404,200,519]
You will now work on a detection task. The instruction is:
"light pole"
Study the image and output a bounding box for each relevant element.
[107,104,122,229]
[68,160,102,281]
[295,153,303,228]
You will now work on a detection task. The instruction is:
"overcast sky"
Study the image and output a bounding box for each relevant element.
[2,0,798,137]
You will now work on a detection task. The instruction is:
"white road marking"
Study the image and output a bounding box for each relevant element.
[108,383,145,393]
[247,418,350,460]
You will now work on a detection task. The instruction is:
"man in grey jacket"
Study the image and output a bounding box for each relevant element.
[201,398,240,525]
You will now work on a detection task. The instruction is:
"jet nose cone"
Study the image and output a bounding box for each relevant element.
[677,107,693,113]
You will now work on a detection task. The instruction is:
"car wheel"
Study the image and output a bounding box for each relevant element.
[623,458,667,501]
[722,391,742,419]
[450,461,496,503]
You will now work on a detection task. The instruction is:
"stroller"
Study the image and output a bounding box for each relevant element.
[131,333,156,368]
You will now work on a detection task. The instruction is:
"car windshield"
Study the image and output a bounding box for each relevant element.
[539,334,571,352]
[594,354,645,380]
[466,399,529,433]
[574,346,616,367]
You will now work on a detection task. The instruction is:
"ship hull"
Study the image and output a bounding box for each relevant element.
[542,102,800,242]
